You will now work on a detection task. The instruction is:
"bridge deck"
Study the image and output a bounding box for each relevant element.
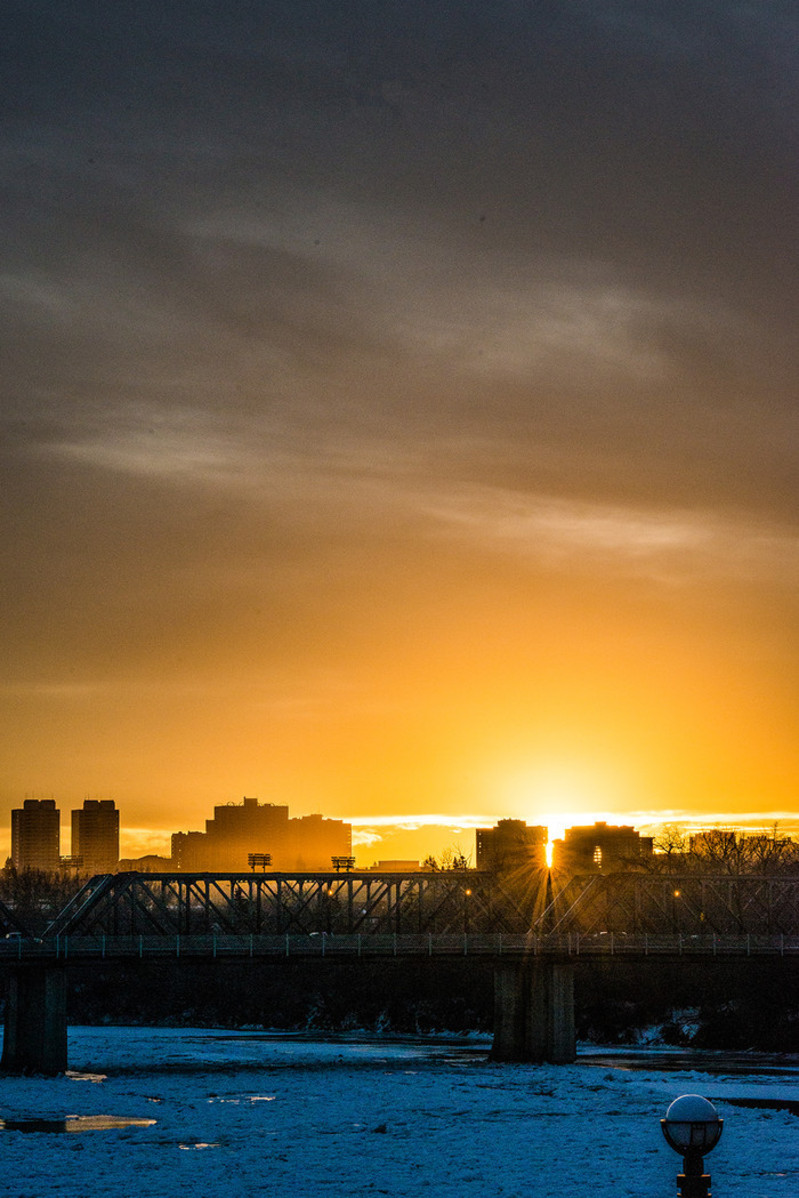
[3,931,799,963]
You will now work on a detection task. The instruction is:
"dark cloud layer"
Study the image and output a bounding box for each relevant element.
[2,1,798,842]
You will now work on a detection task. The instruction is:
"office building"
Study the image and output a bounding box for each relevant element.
[171,797,352,872]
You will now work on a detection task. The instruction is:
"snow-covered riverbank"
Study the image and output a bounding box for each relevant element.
[2,1028,799,1197]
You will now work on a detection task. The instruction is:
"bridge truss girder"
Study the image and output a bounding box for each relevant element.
[537,874,799,935]
[0,897,30,938]
[45,871,533,938]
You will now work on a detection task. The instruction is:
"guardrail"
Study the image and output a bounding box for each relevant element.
[4,932,799,962]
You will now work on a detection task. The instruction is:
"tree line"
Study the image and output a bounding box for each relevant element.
[641,824,799,875]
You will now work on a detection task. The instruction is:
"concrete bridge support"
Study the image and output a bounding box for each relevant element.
[1,967,68,1074]
[491,962,575,1063]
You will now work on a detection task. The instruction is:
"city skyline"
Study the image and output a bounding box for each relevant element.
[3,791,798,870]
[3,5,798,856]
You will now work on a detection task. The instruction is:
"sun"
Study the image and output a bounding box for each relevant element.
[495,758,635,872]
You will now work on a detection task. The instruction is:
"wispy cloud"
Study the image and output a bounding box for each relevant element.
[633,811,799,836]
[420,485,799,584]
[347,812,495,831]
[41,423,240,483]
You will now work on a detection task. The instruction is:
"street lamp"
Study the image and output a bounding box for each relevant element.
[661,1094,723,1198]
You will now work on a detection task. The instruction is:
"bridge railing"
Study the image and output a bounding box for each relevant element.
[5,931,799,961]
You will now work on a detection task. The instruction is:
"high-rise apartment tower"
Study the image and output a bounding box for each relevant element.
[71,799,120,874]
[11,798,61,871]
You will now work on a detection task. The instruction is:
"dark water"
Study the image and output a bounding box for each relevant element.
[582,1047,799,1115]
[724,1097,799,1116]
[581,1048,799,1077]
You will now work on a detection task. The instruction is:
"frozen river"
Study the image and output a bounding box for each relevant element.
[3,1027,799,1197]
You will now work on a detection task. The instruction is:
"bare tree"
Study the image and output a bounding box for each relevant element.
[634,824,690,873]
[687,828,745,873]
[685,824,799,875]
[738,824,799,874]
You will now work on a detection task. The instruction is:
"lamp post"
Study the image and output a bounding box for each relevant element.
[661,1094,723,1198]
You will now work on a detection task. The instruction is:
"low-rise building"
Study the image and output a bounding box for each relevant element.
[118,854,173,872]
[368,860,423,872]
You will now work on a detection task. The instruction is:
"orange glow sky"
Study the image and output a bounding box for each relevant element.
[2,4,798,865]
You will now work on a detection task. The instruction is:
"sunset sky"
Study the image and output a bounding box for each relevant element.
[2,2,798,864]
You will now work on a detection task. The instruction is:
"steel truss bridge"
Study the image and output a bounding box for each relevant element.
[6,869,799,944]
[6,870,799,1074]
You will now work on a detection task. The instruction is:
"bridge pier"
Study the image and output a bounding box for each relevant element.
[491,962,575,1063]
[1,966,68,1075]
